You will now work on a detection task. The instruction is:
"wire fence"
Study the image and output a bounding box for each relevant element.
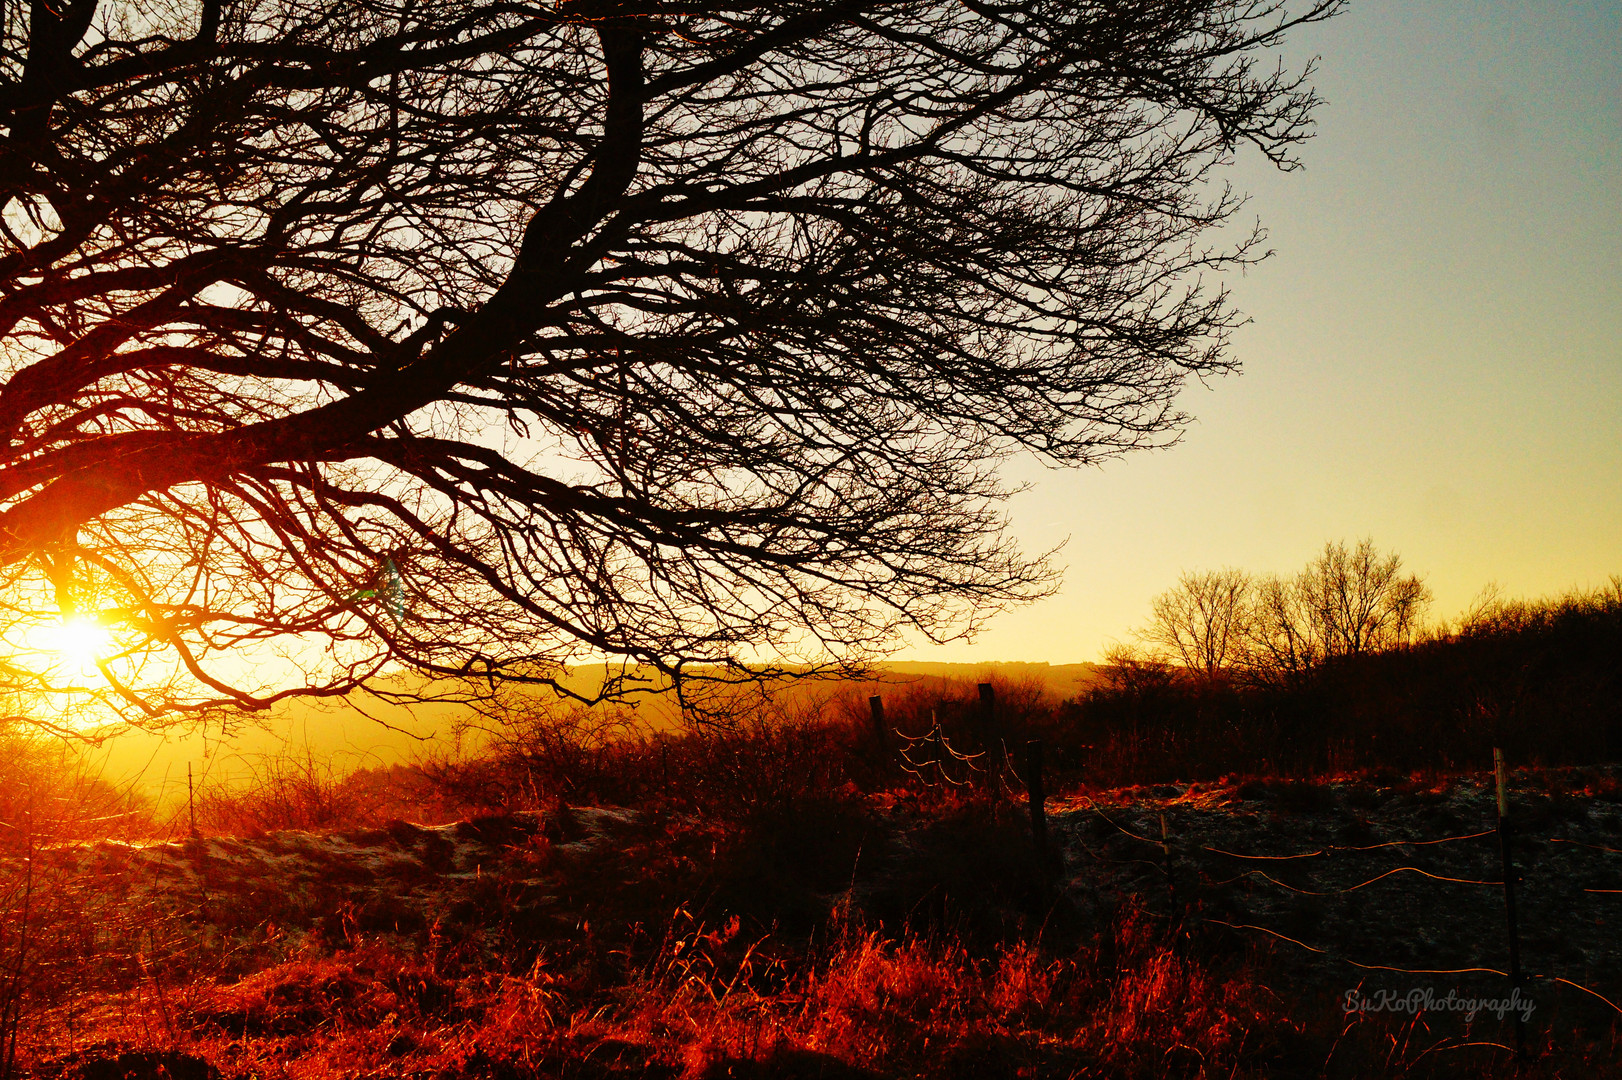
[8,693,1622,1068]
[881,683,1621,1048]
[883,684,1622,1062]
[1061,757,1622,1053]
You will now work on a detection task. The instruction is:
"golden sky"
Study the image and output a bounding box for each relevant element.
[902,0,1621,664]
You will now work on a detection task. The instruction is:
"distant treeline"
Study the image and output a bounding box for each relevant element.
[411,564,1622,805]
[1065,564,1622,783]
[53,568,1611,846]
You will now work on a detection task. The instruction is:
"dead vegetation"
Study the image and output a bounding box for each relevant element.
[3,688,1621,1078]
[4,614,1622,1079]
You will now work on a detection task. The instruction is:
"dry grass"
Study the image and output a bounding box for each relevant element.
[20,902,1295,1079]
[6,672,1622,1078]
[20,892,1617,1079]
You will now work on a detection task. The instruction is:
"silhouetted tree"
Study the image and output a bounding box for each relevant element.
[1143,567,1253,679]
[0,0,1341,730]
[1246,539,1430,685]
[1245,570,1323,685]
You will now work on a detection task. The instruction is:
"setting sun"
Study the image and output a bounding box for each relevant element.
[41,616,114,675]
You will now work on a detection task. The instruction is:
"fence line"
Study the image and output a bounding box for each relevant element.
[1412,1040,1520,1059]
[1208,917,1622,1020]
[1066,830,1170,877]
[1064,787,1622,1028]
[1537,975,1622,1016]
[1547,838,1622,856]
[893,720,984,787]
[1078,799,1169,847]
[1203,828,1500,861]
[887,744,1621,1023]
[1079,796,1507,862]
[1206,866,1504,894]
[1201,918,1512,977]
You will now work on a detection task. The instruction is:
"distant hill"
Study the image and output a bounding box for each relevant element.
[869,661,1106,702]
[91,659,1105,805]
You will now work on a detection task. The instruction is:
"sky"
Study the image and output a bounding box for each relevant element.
[78,0,1621,793]
[900,0,1622,665]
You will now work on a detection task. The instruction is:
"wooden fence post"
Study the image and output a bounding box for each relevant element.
[1025,739,1048,864]
[869,695,888,753]
[1159,812,1178,917]
[1494,746,1526,1060]
[929,711,946,784]
[978,682,1004,791]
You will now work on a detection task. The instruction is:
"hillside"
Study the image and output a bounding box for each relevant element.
[91,661,1107,811]
[6,768,1620,1078]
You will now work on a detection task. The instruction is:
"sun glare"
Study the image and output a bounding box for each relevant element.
[42,616,114,675]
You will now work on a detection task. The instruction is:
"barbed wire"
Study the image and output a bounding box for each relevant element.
[1547,838,1622,856]
[1206,862,1505,888]
[1065,830,1170,876]
[894,719,984,788]
[1059,792,1621,863]
[1209,918,1622,1018]
[1411,1039,1519,1059]
[1206,866,1505,894]
[1202,918,1512,976]
[1081,803,1619,894]
[1077,799,1505,863]
[1061,792,1622,1022]
[1537,975,1622,1016]
[1203,828,1500,861]
[1075,798,1166,846]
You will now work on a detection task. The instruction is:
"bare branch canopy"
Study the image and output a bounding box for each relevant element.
[0,0,1342,730]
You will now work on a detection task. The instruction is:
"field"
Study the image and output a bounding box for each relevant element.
[3,670,1621,1079]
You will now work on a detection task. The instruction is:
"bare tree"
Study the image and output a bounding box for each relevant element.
[1303,538,1430,657]
[1244,570,1322,686]
[0,0,1342,731]
[1142,568,1253,680]
[1244,539,1430,685]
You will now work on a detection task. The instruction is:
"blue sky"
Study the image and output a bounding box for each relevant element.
[904,0,1622,663]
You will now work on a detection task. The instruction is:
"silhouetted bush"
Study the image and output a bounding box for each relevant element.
[1063,580,1622,785]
